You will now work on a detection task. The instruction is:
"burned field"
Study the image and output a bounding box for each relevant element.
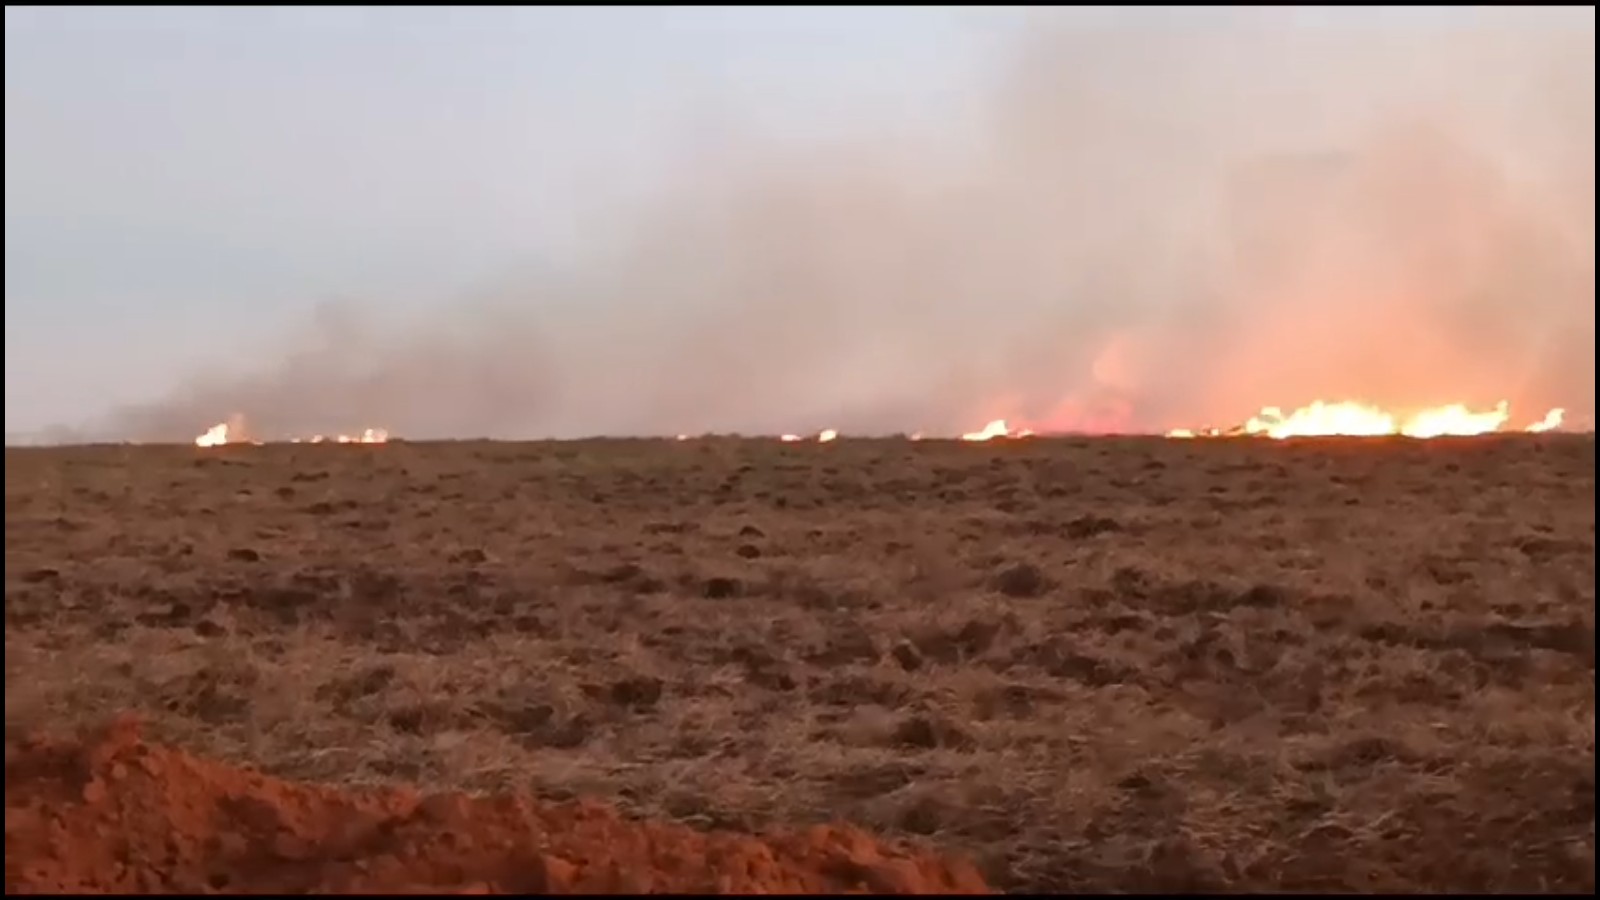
[4,435,1595,892]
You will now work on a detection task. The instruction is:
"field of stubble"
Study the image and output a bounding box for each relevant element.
[4,435,1595,892]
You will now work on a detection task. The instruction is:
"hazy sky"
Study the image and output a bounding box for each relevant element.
[6,6,1594,439]
[4,6,1033,433]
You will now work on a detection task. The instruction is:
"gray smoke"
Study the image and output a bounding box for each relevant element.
[108,8,1595,441]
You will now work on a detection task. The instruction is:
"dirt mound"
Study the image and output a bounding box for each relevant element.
[4,715,991,894]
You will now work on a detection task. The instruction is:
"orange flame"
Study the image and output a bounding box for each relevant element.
[780,429,838,443]
[193,415,260,447]
[1526,408,1565,433]
[194,416,390,447]
[960,419,1036,442]
[1167,400,1564,440]
[194,422,234,448]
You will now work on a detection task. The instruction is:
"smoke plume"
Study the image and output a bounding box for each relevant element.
[108,8,1596,440]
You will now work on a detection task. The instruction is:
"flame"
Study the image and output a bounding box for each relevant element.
[960,419,1036,442]
[196,404,1567,447]
[338,429,390,444]
[193,414,260,447]
[194,422,232,448]
[1167,400,1565,440]
[780,429,838,443]
[195,416,389,447]
[1527,408,1565,433]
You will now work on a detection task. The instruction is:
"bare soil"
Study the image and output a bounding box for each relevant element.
[4,435,1595,893]
[6,714,986,894]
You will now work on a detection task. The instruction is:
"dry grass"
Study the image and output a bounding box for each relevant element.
[4,435,1594,892]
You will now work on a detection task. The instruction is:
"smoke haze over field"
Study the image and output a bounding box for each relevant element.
[9,8,1595,441]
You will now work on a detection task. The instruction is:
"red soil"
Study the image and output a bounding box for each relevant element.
[4,715,991,895]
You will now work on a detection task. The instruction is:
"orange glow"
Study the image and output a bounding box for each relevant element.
[195,416,389,447]
[960,419,1036,442]
[194,422,235,448]
[1526,408,1565,433]
[1166,400,1564,440]
[780,428,838,443]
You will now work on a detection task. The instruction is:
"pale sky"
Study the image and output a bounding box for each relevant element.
[4,6,1039,433]
[6,6,1589,438]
